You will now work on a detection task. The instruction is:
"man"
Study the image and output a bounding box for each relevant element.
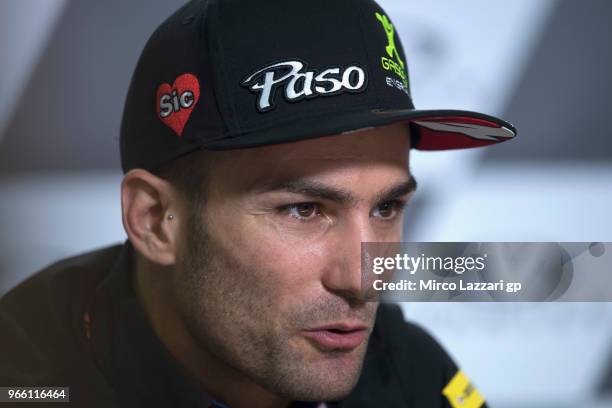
[0,0,516,406]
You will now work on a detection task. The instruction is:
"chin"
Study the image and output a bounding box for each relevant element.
[273,352,365,402]
[294,374,361,402]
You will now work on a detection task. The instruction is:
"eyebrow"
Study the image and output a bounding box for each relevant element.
[255,175,417,206]
[373,177,418,205]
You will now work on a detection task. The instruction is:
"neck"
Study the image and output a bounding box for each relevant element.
[133,255,291,408]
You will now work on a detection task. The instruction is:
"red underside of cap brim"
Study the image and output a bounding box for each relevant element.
[409,114,516,150]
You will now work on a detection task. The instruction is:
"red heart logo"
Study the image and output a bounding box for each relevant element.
[156,73,200,136]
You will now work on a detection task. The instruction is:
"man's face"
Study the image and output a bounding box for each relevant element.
[173,123,414,401]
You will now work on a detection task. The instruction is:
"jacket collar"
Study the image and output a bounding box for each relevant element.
[88,240,217,407]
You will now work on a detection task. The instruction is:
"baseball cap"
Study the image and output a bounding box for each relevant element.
[120,0,517,173]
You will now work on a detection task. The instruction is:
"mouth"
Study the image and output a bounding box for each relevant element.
[302,322,369,351]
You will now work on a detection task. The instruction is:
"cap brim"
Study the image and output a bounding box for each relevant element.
[201,108,517,151]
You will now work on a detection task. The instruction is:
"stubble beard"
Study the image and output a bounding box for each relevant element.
[173,205,376,402]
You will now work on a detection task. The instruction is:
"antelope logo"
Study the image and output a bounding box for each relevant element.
[375,12,404,70]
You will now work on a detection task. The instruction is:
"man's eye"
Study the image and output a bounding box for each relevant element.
[372,200,405,219]
[283,203,320,221]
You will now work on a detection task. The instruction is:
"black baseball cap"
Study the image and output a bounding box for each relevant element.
[120,0,517,173]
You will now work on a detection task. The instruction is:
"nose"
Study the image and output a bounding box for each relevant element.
[320,215,376,304]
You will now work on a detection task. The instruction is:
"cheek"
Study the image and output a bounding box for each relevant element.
[263,242,328,290]
[210,211,333,300]
[251,233,330,295]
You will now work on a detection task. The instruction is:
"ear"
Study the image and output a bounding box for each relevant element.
[121,169,183,266]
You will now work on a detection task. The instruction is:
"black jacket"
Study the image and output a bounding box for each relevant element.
[0,242,486,407]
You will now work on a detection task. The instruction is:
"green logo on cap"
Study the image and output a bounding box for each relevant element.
[376,12,404,69]
[375,12,408,91]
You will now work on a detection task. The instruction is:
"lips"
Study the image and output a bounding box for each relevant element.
[302,322,368,351]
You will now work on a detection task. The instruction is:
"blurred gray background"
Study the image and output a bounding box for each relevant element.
[1,0,611,407]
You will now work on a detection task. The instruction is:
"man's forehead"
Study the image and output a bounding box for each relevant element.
[253,174,417,206]
[201,124,411,197]
[213,124,410,167]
